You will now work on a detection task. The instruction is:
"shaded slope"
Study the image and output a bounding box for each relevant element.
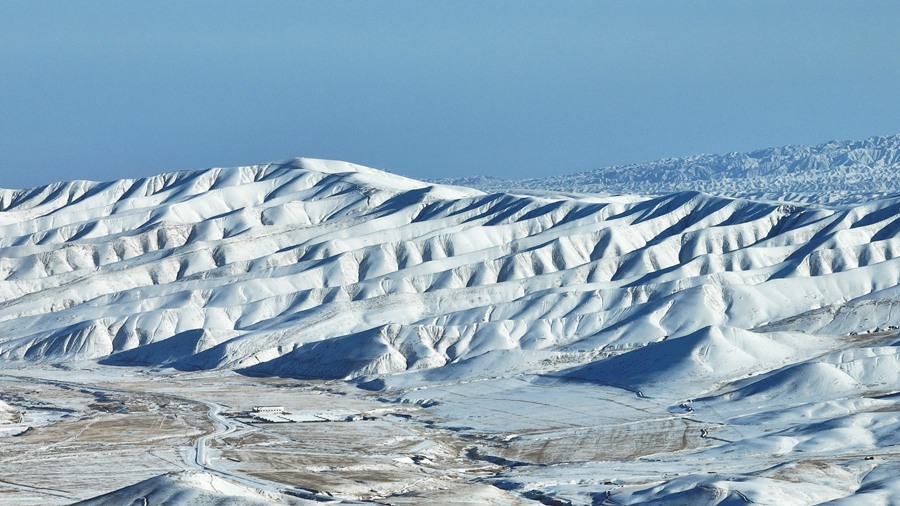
[0,157,898,389]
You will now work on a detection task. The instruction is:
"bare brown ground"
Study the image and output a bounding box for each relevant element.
[0,374,211,505]
[0,369,529,505]
[498,417,713,463]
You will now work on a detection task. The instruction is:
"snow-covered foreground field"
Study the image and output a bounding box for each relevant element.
[1,150,900,504]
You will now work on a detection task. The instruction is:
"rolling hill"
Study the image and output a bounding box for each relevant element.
[3,140,900,504]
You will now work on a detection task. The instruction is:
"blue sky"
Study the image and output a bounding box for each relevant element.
[1,1,899,189]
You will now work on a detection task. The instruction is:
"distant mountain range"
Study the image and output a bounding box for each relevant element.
[436,134,900,205]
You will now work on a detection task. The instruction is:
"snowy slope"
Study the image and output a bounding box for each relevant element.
[5,150,900,505]
[437,134,900,204]
[0,157,899,385]
[73,471,311,506]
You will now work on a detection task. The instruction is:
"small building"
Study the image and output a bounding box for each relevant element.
[252,406,284,414]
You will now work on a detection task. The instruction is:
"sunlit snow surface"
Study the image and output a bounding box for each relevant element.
[74,471,311,506]
[2,155,900,504]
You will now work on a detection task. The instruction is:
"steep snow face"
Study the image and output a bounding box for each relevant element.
[1,157,899,385]
[437,134,900,204]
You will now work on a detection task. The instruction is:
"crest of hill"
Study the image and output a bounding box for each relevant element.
[73,471,306,506]
[0,157,480,213]
[436,134,900,204]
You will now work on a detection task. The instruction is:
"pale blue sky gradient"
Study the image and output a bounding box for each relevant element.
[1,1,899,189]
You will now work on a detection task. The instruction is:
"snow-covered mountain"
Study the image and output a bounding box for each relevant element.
[0,156,898,382]
[4,146,900,504]
[437,134,900,204]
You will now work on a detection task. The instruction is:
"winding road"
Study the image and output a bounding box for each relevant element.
[186,399,347,502]
[194,400,230,469]
[0,373,353,504]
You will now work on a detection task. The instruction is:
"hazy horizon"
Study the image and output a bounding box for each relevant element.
[2,1,899,189]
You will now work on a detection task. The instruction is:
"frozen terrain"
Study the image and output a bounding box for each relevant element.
[0,139,899,504]
[75,471,311,506]
[438,134,900,205]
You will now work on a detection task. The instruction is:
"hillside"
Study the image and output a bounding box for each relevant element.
[2,150,900,504]
[0,157,898,381]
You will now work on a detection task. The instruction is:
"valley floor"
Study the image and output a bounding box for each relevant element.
[2,343,900,505]
[0,364,524,505]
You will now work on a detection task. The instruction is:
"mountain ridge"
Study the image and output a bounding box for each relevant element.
[6,142,900,504]
[0,154,898,385]
[435,134,900,204]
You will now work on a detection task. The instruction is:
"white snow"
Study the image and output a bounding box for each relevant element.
[73,471,311,505]
[3,140,900,504]
[436,134,900,205]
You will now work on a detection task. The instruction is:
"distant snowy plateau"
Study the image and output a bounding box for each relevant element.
[3,135,900,505]
[438,134,900,205]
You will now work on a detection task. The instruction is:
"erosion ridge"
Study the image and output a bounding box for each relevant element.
[5,148,900,505]
[0,156,898,386]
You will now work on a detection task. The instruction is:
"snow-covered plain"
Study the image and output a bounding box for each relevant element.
[1,141,900,504]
